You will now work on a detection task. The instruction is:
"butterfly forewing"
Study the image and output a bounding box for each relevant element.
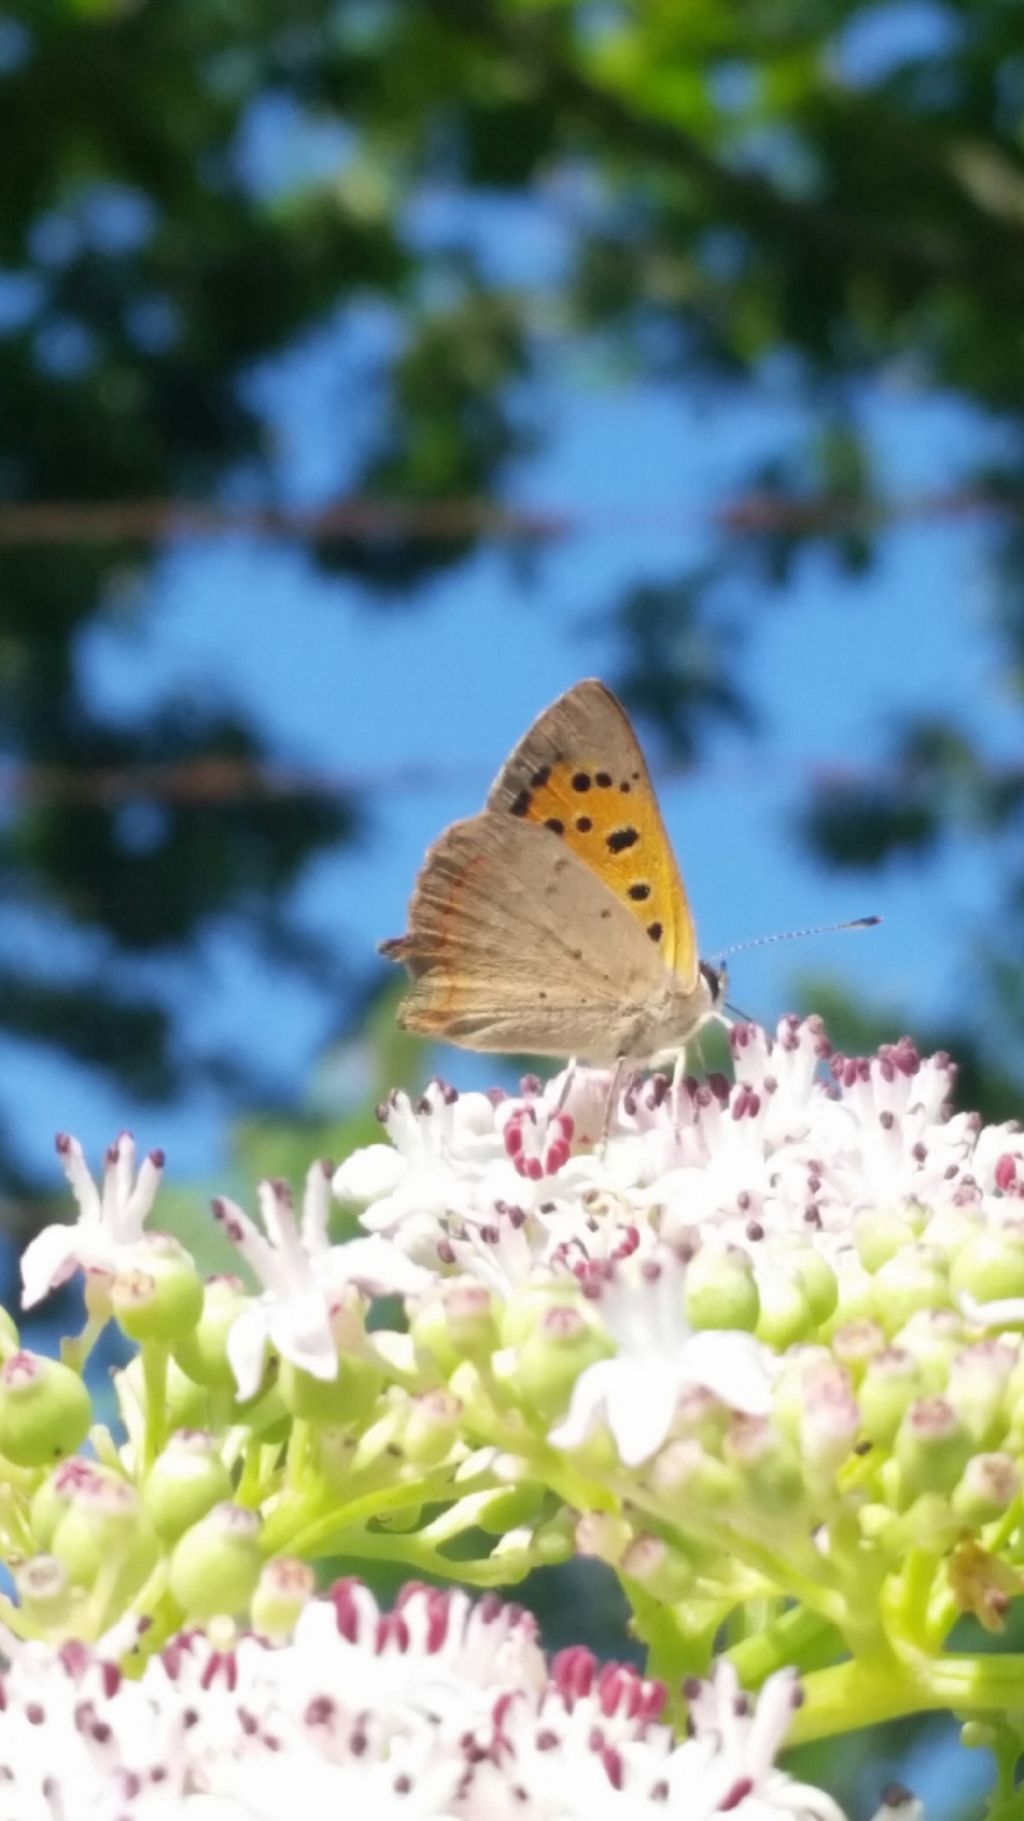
[380,812,669,1061]
[485,679,699,990]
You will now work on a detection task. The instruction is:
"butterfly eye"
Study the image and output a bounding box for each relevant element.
[699,961,726,1002]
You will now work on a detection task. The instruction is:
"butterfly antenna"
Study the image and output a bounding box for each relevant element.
[712,914,881,964]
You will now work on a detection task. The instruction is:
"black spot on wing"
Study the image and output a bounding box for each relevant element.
[595,771,612,788]
[575,816,593,833]
[607,827,639,854]
[510,790,531,817]
[572,772,591,792]
[531,766,551,788]
[545,818,564,835]
[647,921,663,944]
[627,882,650,902]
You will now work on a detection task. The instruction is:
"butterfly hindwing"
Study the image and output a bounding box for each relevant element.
[379,811,668,1060]
[486,679,699,990]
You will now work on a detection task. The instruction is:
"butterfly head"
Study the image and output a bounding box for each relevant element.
[699,959,727,1005]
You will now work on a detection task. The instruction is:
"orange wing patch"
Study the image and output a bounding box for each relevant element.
[486,681,698,987]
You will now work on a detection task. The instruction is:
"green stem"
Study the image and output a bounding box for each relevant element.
[791,1651,1024,1744]
[727,1606,840,1684]
[141,1341,169,1469]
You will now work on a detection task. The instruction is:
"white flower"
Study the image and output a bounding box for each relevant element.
[21,1131,164,1309]
[550,1253,773,1467]
[214,1162,430,1399]
[0,1586,867,1821]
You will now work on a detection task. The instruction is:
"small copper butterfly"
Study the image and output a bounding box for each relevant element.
[380,679,724,1066]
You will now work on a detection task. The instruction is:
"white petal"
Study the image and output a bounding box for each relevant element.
[268,1290,338,1382]
[226,1303,272,1402]
[606,1365,680,1466]
[20,1223,83,1308]
[327,1236,432,1296]
[548,1361,617,1452]
[681,1330,774,1415]
[333,1146,407,1205]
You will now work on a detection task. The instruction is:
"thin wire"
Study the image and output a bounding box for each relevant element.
[0,483,1016,547]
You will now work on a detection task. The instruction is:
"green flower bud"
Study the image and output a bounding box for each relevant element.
[251,1557,315,1641]
[783,1245,839,1328]
[0,1305,19,1356]
[755,1266,814,1350]
[873,1245,948,1332]
[894,1308,964,1390]
[111,1237,203,1344]
[621,1533,694,1603]
[532,1509,575,1567]
[832,1318,887,1381]
[646,1437,739,1510]
[278,1297,382,1425]
[685,1244,759,1333]
[893,1396,972,1502]
[725,1415,804,1514]
[513,1304,610,1423]
[831,1254,876,1325]
[13,1554,71,1630]
[142,1430,233,1542]
[475,1483,545,1536]
[411,1283,500,1379]
[173,1276,252,1390]
[854,1205,923,1273]
[401,1390,463,1467]
[30,1458,105,1548]
[501,1283,579,1350]
[575,1510,633,1565]
[168,1503,262,1618]
[859,1348,925,1446]
[950,1225,1024,1304]
[952,1452,1020,1525]
[0,1352,91,1467]
[773,1347,831,1444]
[946,1342,1014,1447]
[52,1474,158,1597]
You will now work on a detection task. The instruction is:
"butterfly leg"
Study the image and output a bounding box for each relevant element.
[552,1059,578,1116]
[598,1056,628,1157]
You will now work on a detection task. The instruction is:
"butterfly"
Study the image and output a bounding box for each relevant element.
[380,679,725,1068]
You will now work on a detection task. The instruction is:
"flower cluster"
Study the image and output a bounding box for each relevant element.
[0,1577,914,1821]
[10,1014,1024,1813]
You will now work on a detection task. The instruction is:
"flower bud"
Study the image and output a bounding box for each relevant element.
[502,1283,579,1350]
[725,1416,804,1514]
[946,1342,1014,1447]
[646,1438,738,1510]
[755,1267,814,1350]
[894,1309,964,1390]
[831,1319,887,1381]
[173,1276,252,1390]
[854,1205,922,1273]
[141,1430,233,1542]
[411,1283,500,1378]
[168,1503,262,1618]
[475,1483,545,1536]
[251,1557,315,1641]
[620,1533,694,1603]
[684,1244,759,1333]
[278,1295,382,1425]
[783,1245,839,1328]
[111,1237,203,1344]
[798,1362,859,1483]
[13,1554,71,1630]
[873,1245,948,1332]
[533,1509,575,1567]
[513,1305,610,1423]
[52,1474,158,1597]
[401,1390,463,1467]
[30,1458,104,1548]
[0,1352,91,1466]
[893,1396,972,1502]
[859,1348,925,1446]
[950,1224,1024,1304]
[575,1511,633,1565]
[952,1452,1020,1525]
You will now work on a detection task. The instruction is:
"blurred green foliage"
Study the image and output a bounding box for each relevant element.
[4,0,1024,1220]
